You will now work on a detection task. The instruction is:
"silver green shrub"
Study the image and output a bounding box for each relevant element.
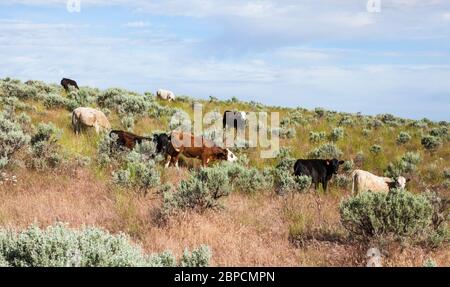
[421,135,442,151]
[338,115,354,127]
[396,131,412,145]
[309,143,343,159]
[179,245,211,267]
[121,114,135,131]
[273,150,311,194]
[340,189,433,243]
[162,167,230,214]
[0,111,30,169]
[28,122,63,170]
[369,145,383,155]
[384,152,421,178]
[329,127,344,142]
[97,88,151,116]
[309,131,326,143]
[0,224,211,267]
[341,160,354,173]
[334,174,350,188]
[112,141,161,193]
[429,126,448,140]
[0,78,38,100]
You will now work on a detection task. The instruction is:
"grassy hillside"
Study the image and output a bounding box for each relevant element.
[0,78,448,266]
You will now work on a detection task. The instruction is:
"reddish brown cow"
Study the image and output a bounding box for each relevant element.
[165,131,238,167]
[109,130,152,150]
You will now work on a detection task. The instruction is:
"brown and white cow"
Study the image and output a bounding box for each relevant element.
[165,131,237,168]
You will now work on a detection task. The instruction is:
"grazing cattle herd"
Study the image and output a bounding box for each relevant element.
[64,78,410,193]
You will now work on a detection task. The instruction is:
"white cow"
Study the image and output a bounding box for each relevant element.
[72,107,111,134]
[156,89,175,101]
[351,169,408,195]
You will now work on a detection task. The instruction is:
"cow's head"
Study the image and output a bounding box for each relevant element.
[226,148,238,162]
[395,176,409,189]
[326,158,345,174]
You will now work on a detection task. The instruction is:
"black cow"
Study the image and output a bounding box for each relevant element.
[152,132,171,155]
[223,110,246,131]
[293,158,344,191]
[61,78,79,91]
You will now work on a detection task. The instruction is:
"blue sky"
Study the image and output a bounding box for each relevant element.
[0,0,449,121]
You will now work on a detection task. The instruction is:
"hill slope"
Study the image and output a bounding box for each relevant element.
[0,78,448,266]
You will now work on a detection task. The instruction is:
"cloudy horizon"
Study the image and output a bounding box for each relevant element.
[0,0,449,121]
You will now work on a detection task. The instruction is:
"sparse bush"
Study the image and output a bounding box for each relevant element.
[309,143,343,159]
[429,126,448,140]
[384,152,421,178]
[370,145,383,155]
[279,126,296,139]
[309,131,326,143]
[97,88,151,116]
[0,111,30,168]
[28,123,63,170]
[362,128,372,136]
[378,114,400,126]
[340,190,433,243]
[334,174,350,188]
[444,169,450,180]
[367,118,383,129]
[0,224,210,267]
[338,115,354,127]
[179,245,211,267]
[43,93,77,111]
[112,142,160,193]
[121,114,135,131]
[423,259,438,267]
[0,79,38,100]
[329,127,344,142]
[342,160,354,174]
[162,167,230,214]
[421,135,442,151]
[396,132,412,145]
[222,157,272,193]
[314,107,326,118]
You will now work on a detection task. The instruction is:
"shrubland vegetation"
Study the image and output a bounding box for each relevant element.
[0,77,448,266]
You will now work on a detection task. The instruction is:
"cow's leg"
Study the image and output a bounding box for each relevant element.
[322,178,328,192]
[164,155,171,168]
[314,181,319,190]
[201,155,208,167]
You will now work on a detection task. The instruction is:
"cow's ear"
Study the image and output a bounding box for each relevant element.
[406,178,411,183]
[339,160,345,165]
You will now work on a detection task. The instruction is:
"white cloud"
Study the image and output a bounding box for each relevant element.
[124,21,149,28]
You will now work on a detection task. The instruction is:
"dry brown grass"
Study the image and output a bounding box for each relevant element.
[0,166,448,267]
